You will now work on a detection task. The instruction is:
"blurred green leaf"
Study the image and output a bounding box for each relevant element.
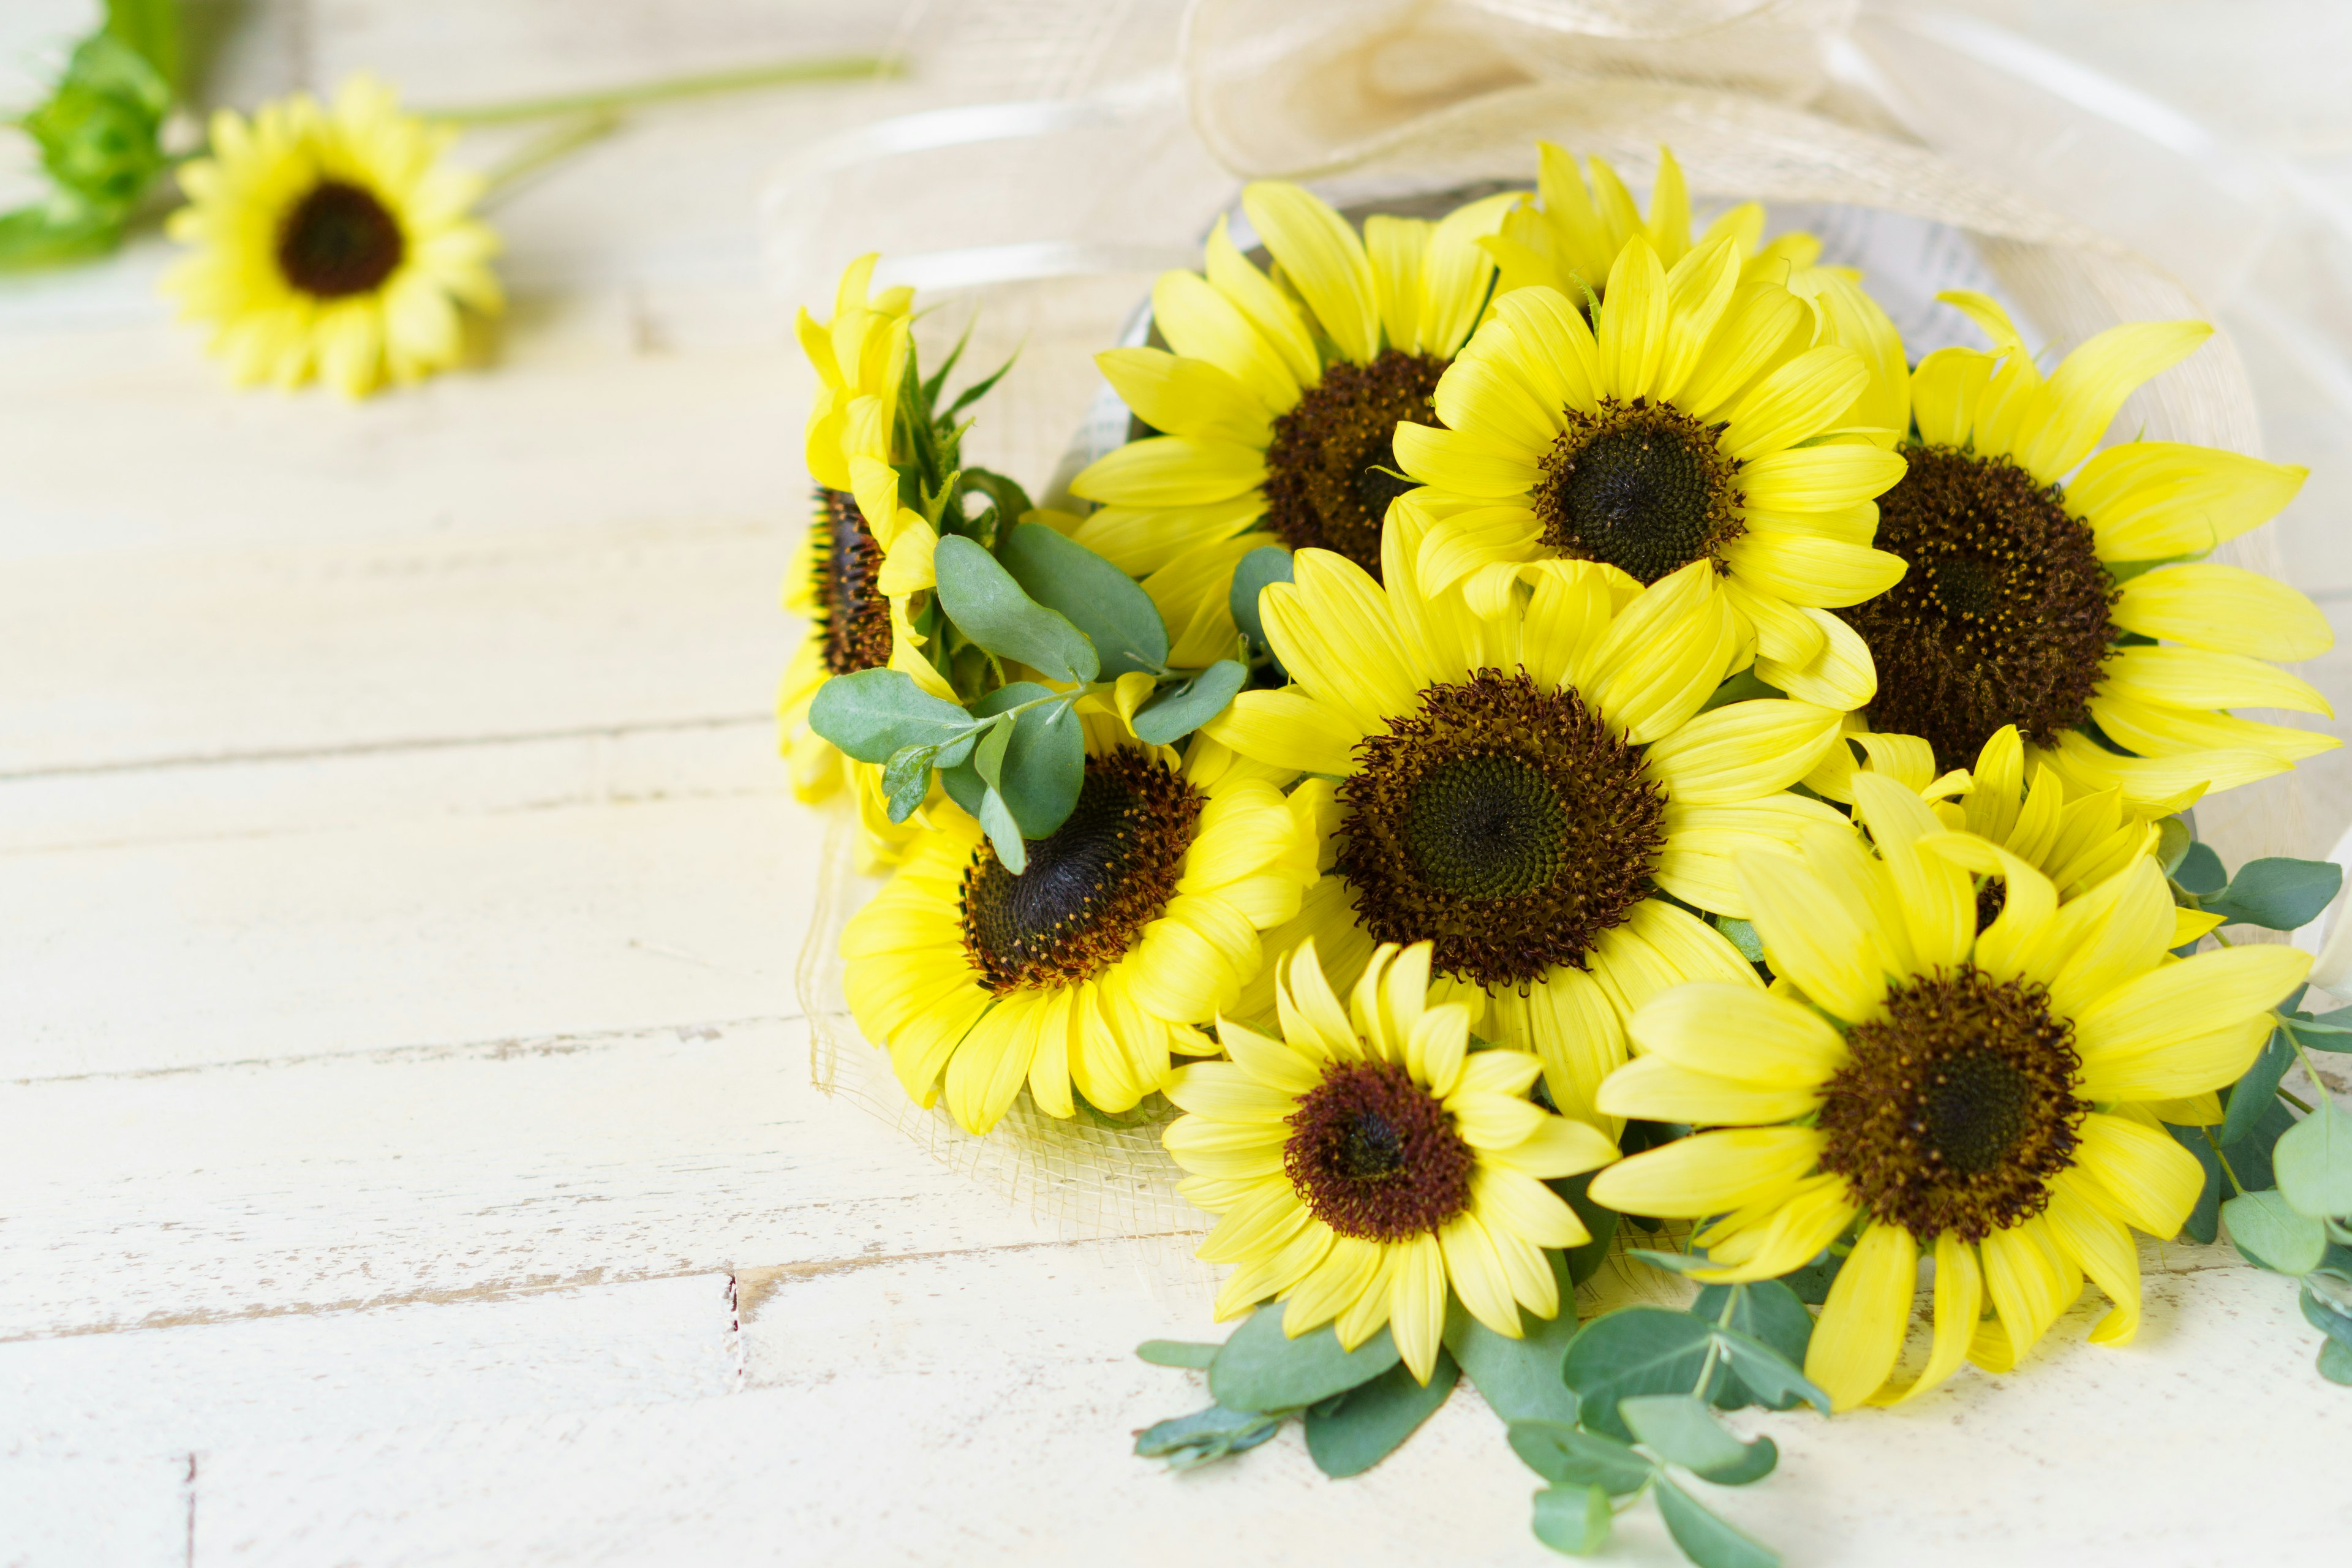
[1209,1304,1400,1413]
[1507,1421,1653,1494]
[1564,1309,1720,1440]
[2156,816,2193,876]
[2318,1338,2352,1387]
[2275,1102,2352,1219]
[1619,1394,1754,1477]
[1529,1482,1615,1556]
[1133,1403,1283,1469]
[1653,1477,1781,1568]
[2220,1027,2294,1148]
[2224,1188,2328,1274]
[1303,1351,1457,1478]
[2285,1008,2352,1052]
[105,0,183,91]
[1136,1340,1220,1369]
[1443,1252,1582,1427]
[0,198,125,271]
[1708,1327,1831,1416]
[1553,1172,1620,1288]
[2206,858,2342,931]
[1691,1281,1814,1411]
[2173,842,2227,897]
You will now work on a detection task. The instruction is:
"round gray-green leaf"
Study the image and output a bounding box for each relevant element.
[2274,1101,2352,1219]
[1505,1422,1652,1494]
[1208,1303,1400,1412]
[997,522,1169,676]
[1562,1308,1719,1439]
[1530,1483,1614,1556]
[1653,1477,1782,1568]
[1133,660,1247,745]
[1227,545,1293,656]
[1303,1351,1457,1478]
[2224,1188,2329,1274]
[933,533,1100,684]
[2206,857,2342,931]
[808,667,973,763]
[1619,1394,1776,1483]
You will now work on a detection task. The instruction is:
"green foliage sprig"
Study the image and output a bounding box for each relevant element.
[2,0,181,270]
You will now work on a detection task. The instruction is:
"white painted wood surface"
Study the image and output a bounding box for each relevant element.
[4,2,2351,1565]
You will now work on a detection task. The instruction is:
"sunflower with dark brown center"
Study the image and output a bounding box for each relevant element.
[1165,940,1616,1382]
[810,488,895,676]
[1532,398,1747,584]
[842,725,1317,1136]
[1069,181,1521,665]
[1593,780,2310,1409]
[1203,506,1851,1126]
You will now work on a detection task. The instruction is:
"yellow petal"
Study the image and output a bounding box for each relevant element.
[2018,320,2212,482]
[1879,1232,1981,1406]
[2073,944,2309,1099]
[2044,1178,2143,1346]
[1597,1054,1819,1125]
[1804,1222,1916,1411]
[1069,434,1266,507]
[2110,563,2333,662]
[1202,688,1360,777]
[1643,699,1844,804]
[2071,440,2306,559]
[2070,1111,2208,1236]
[1628,982,1847,1088]
[1585,1126,1825,1217]
[1243,181,1379,364]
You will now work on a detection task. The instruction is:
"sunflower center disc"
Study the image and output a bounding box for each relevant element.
[812,488,894,675]
[1814,965,2087,1243]
[1534,398,1745,584]
[1844,445,2117,764]
[1284,1060,1474,1240]
[277,179,405,298]
[1262,350,1449,578]
[1337,671,1667,987]
[959,747,1202,993]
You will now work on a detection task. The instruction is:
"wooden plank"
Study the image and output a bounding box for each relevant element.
[0,1019,1065,1339]
[1,1275,737,1461]
[0,1454,188,1568]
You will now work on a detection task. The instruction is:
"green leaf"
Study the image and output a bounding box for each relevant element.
[1627,1249,1715,1276]
[978,786,1027,873]
[1506,1421,1654,1493]
[1133,660,1247,745]
[972,715,1011,788]
[1699,668,1782,713]
[1708,1327,1831,1416]
[2220,1027,2295,1148]
[2157,815,2194,876]
[1529,1483,1615,1556]
[1553,1173,1621,1288]
[1779,1246,1846,1305]
[1136,1340,1221,1369]
[1619,1395,1749,1472]
[932,534,1099,683]
[2286,1009,2352,1052]
[26,37,170,210]
[1304,1350,1458,1478]
[1208,1304,1401,1413]
[2300,1282,2352,1351]
[2224,1188,2328,1273]
[1563,1308,1721,1440]
[997,523,1169,677]
[2320,1338,2352,1386]
[0,198,126,271]
[1133,1404,1283,1469]
[2275,1102,2352,1219]
[1691,1283,1814,1411]
[880,743,936,823]
[1443,1251,1583,1425]
[1713,916,1766,963]
[936,683,1084,838]
[2206,858,2343,930]
[808,668,974,763]
[106,0,183,91]
[1227,545,1294,657]
[2173,841,2227,897]
[1653,1477,1782,1568]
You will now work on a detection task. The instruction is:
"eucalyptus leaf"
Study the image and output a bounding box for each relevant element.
[1713,916,1766,963]
[1653,1477,1782,1568]
[1208,1305,1401,1413]
[972,718,1011,789]
[1627,1249,1716,1276]
[2206,858,2343,931]
[1619,1395,1753,1476]
[998,522,1169,677]
[1506,1421,1654,1494]
[2156,816,2194,876]
[880,743,936,823]
[2224,1188,2328,1274]
[1137,1340,1221,1370]
[1304,1351,1458,1478]
[937,683,1084,838]
[1779,1246,1846,1305]
[1442,1252,1582,1426]
[1553,1172,1621,1288]
[2274,1102,2352,1219]
[1529,1483,1615,1556]
[808,668,974,763]
[1133,1404,1283,1469]
[2300,1283,2352,1351]
[1133,660,1247,745]
[978,786,1027,874]
[1708,1327,1831,1416]
[1563,1309,1721,1440]
[1691,1283,1814,1411]
[932,534,1099,683]
[2319,1337,2352,1387]
[2286,1009,2352,1052]
[2220,1026,2295,1148]
[2173,842,2228,898]
[1227,545,1294,658]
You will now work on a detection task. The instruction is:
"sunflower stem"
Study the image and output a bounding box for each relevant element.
[419,55,894,127]
[480,111,621,198]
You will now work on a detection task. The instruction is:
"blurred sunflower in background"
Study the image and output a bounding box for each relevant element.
[1164,940,1615,1382]
[162,75,502,396]
[1065,181,1518,663]
[1840,292,2335,809]
[841,702,1321,1135]
[1590,777,2309,1409]
[1202,505,1849,1126]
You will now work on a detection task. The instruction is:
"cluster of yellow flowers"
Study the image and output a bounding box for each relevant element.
[796,145,2331,1408]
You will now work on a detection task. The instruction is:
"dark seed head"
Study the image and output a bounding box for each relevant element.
[1263,350,1450,577]
[810,487,894,676]
[277,179,405,298]
[1284,1059,1474,1240]
[1815,965,2087,1243]
[1844,445,2117,766]
[1336,670,1667,988]
[959,746,1202,993]
[1534,398,1746,584]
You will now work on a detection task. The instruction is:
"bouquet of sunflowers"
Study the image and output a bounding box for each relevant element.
[785,144,2352,1564]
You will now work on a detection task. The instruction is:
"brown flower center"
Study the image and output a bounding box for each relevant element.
[1284,1059,1474,1240]
[1844,445,2117,765]
[811,488,894,676]
[1262,350,1448,577]
[277,180,405,299]
[1336,670,1667,988]
[959,746,1201,993]
[1815,965,2087,1243]
[1534,398,1745,584]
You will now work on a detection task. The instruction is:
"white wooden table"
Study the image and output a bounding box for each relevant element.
[5,3,2350,1564]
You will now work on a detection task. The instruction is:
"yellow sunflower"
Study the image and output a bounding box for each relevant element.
[1165,939,1618,1382]
[162,75,501,396]
[777,255,955,868]
[1589,774,2310,1408]
[841,702,1321,1134]
[1064,181,1520,660]
[1840,292,2336,808]
[1392,233,1908,713]
[1200,506,1851,1127]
